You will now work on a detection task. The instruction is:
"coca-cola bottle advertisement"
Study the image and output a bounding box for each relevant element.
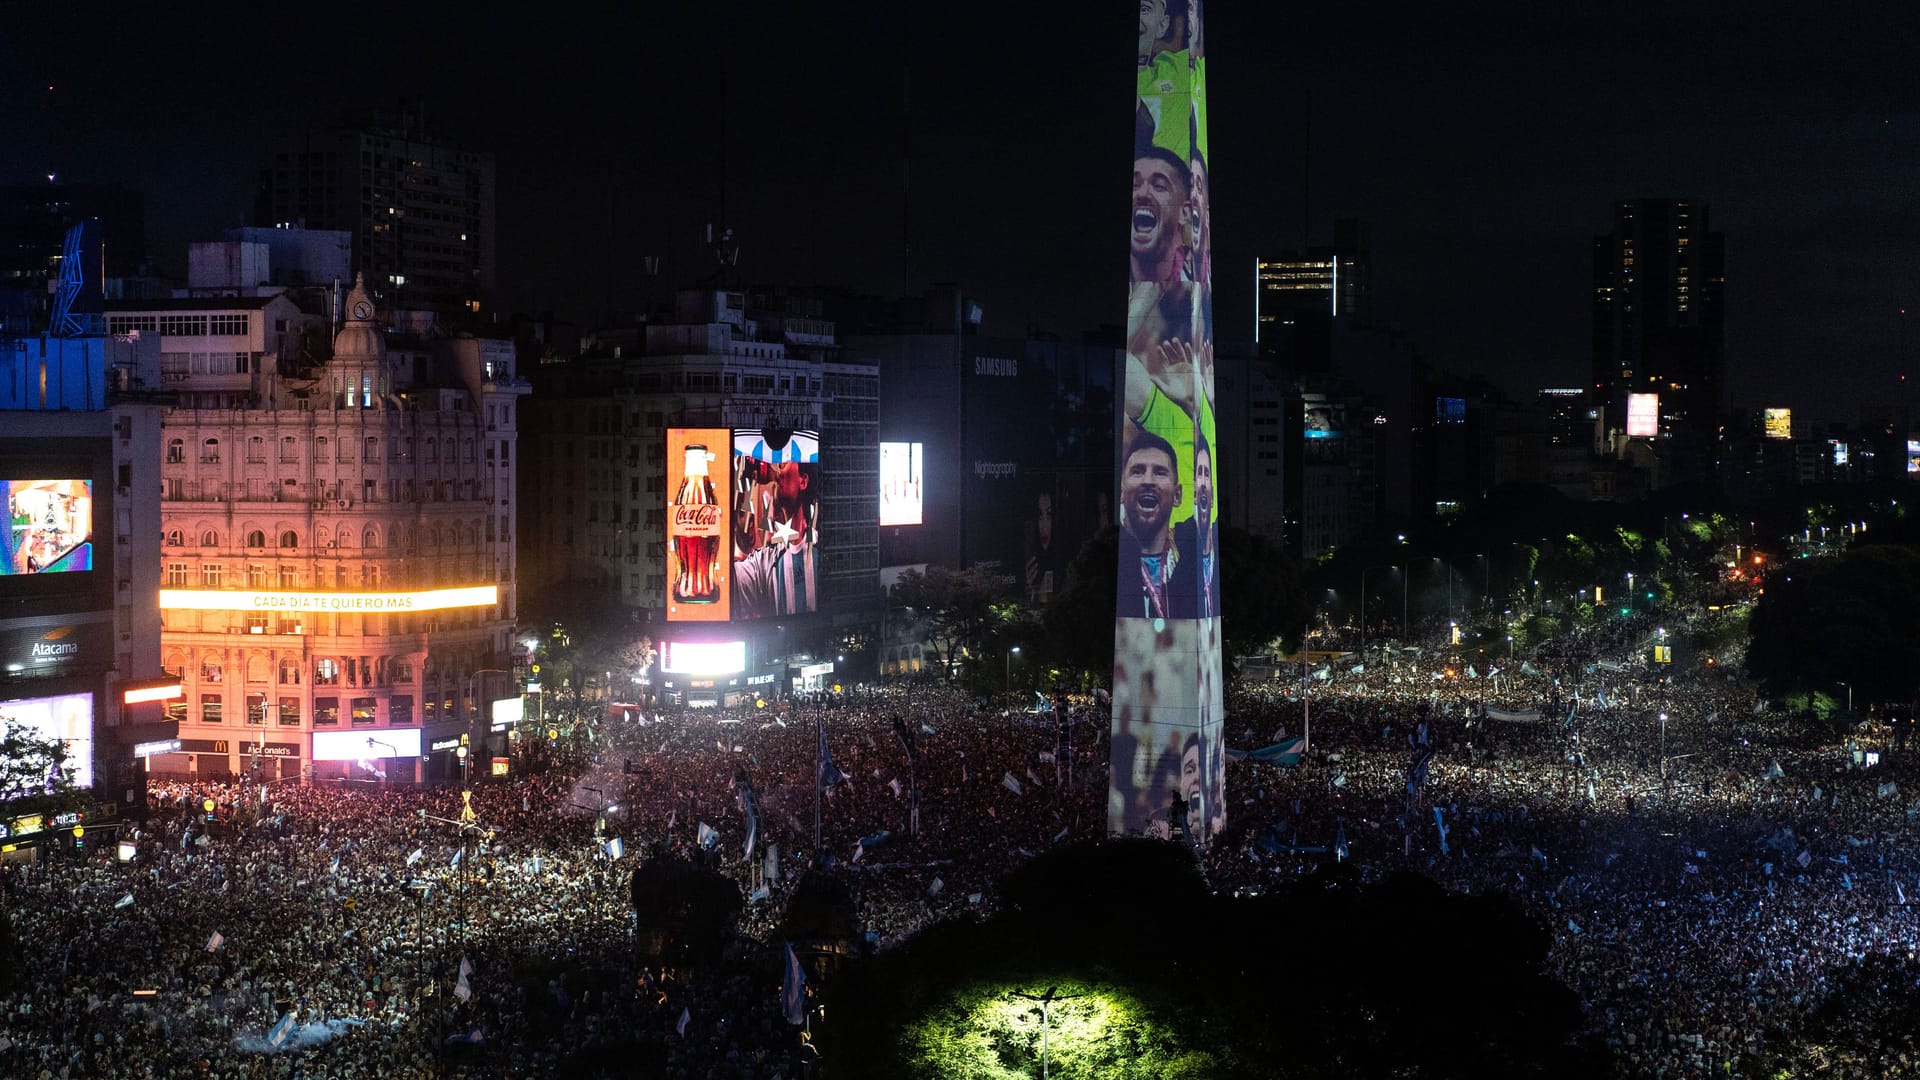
[666,430,731,621]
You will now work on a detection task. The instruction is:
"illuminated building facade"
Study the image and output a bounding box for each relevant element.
[135,275,524,782]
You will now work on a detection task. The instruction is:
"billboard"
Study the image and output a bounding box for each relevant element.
[660,640,748,675]
[313,728,421,762]
[666,429,732,622]
[1435,397,1466,425]
[1626,393,1660,437]
[0,691,93,791]
[1113,0,1223,843]
[731,428,819,619]
[1763,408,1792,440]
[1832,440,1849,466]
[1302,396,1346,463]
[879,441,923,526]
[1907,438,1920,475]
[3,479,92,575]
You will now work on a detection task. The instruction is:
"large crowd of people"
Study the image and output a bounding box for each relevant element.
[0,606,1910,1076]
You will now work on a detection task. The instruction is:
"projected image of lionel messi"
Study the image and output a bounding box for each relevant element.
[1118,430,1193,620]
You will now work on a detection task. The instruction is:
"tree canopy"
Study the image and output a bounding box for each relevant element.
[1745,544,1920,705]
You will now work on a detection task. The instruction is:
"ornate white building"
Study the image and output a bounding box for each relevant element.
[135,275,525,782]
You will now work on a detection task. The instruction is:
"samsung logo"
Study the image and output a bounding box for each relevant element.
[974,356,1018,377]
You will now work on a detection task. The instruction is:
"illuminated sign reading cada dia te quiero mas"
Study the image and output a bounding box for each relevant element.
[158,586,498,613]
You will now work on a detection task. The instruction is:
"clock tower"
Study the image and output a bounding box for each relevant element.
[329,273,392,411]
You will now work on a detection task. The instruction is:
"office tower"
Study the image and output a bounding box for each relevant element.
[1255,218,1370,371]
[1590,198,1725,451]
[255,105,495,320]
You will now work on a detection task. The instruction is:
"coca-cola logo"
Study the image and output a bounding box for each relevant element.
[673,505,721,529]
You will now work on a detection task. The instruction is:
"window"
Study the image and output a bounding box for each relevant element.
[165,562,188,587]
[164,530,184,547]
[108,315,157,334]
[279,437,299,464]
[425,440,437,464]
[278,697,301,725]
[279,565,298,589]
[200,529,219,548]
[246,437,266,463]
[246,564,268,588]
[315,437,328,461]
[201,439,221,464]
[279,530,298,549]
[464,438,476,463]
[201,694,223,724]
[315,658,339,685]
[364,437,379,463]
[166,439,185,463]
[201,564,222,588]
[247,693,267,725]
[351,697,377,726]
[278,659,301,685]
[246,529,266,548]
[390,695,414,725]
[363,527,379,549]
[159,314,206,336]
[208,313,249,335]
[314,697,339,726]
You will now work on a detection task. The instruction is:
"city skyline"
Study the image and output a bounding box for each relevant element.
[5,3,1917,426]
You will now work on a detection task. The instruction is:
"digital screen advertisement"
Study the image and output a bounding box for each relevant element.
[731,428,820,619]
[879,441,923,526]
[1113,0,1223,843]
[666,428,732,622]
[1763,407,1792,440]
[1435,397,1466,425]
[313,728,422,762]
[660,640,748,675]
[1907,438,1920,475]
[3,479,93,575]
[1627,393,1660,438]
[0,691,93,791]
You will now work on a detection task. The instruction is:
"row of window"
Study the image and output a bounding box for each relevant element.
[166,694,413,726]
[162,519,498,552]
[107,314,251,337]
[167,436,499,466]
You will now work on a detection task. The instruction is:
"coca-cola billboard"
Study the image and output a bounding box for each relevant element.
[666,428,732,622]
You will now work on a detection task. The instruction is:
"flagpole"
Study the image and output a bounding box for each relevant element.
[813,708,823,856]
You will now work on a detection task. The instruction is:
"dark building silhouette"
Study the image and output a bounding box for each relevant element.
[1256,218,1371,372]
[254,104,495,321]
[0,182,147,329]
[1590,198,1725,478]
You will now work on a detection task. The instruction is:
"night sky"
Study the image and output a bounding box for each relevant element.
[6,2,1917,427]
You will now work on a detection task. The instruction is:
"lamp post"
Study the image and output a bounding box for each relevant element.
[456,742,469,786]
[1839,681,1853,716]
[1006,646,1021,690]
[1011,986,1085,1080]
[365,737,398,788]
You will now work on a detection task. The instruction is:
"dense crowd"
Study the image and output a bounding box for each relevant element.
[0,606,1909,1076]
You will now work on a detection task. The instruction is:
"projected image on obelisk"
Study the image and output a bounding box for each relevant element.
[1110,0,1222,843]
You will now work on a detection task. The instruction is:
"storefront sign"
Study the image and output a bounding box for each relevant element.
[133,738,182,758]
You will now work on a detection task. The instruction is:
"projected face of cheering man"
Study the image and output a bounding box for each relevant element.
[1121,437,1179,556]
[1131,149,1190,283]
[1181,733,1204,841]
[1139,0,1171,59]
[1191,438,1213,547]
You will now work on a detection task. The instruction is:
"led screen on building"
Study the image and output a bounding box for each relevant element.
[660,640,748,675]
[1832,440,1849,466]
[1435,397,1466,425]
[0,691,92,791]
[1907,438,1920,475]
[1627,393,1660,437]
[2,479,92,575]
[1112,0,1223,844]
[312,728,421,762]
[731,428,819,619]
[1763,408,1792,440]
[666,429,732,622]
[879,441,923,526]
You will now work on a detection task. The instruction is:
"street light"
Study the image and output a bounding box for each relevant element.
[1006,646,1021,689]
[365,737,398,786]
[1838,681,1853,716]
[1010,986,1085,1080]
